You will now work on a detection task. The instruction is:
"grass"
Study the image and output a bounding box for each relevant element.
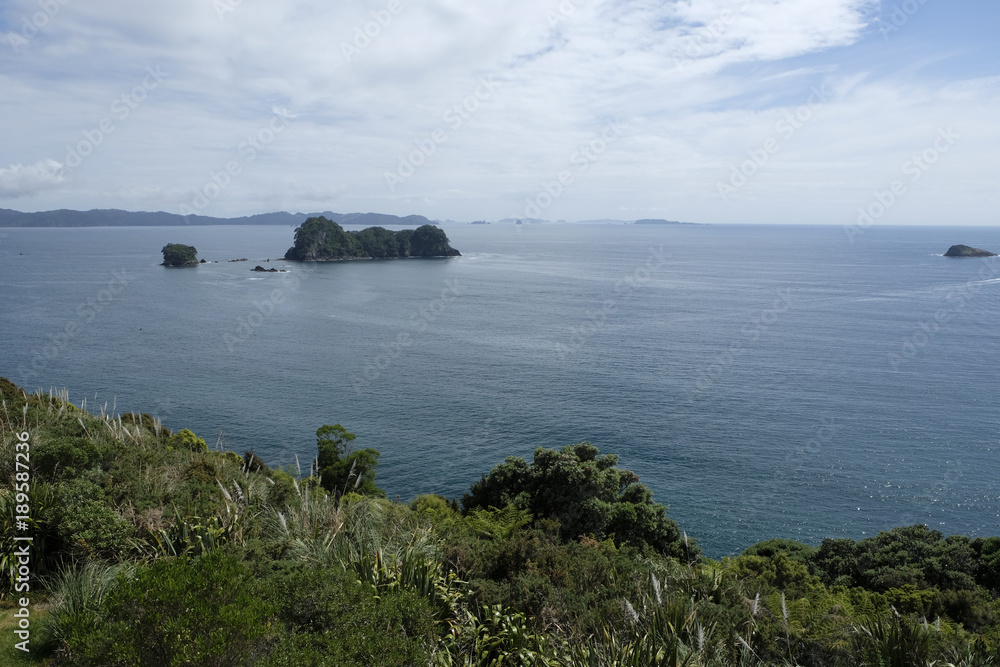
[0,602,52,666]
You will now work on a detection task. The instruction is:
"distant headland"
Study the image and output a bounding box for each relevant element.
[0,208,435,228]
[1,208,705,228]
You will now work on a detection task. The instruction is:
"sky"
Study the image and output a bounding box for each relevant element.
[1,0,998,224]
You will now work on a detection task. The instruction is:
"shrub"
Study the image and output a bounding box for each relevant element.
[56,551,274,666]
[462,443,696,559]
[267,470,298,509]
[167,429,207,453]
[33,436,103,480]
[256,562,434,667]
[315,425,383,497]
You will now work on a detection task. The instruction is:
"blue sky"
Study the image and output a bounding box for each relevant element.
[1,0,998,224]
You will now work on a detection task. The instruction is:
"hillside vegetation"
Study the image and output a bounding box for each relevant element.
[1,377,998,666]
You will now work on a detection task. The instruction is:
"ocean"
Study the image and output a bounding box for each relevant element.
[1,222,997,557]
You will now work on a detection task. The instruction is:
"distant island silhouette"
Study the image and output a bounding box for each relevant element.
[944,244,997,258]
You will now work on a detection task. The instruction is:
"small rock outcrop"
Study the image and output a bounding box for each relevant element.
[944,244,997,258]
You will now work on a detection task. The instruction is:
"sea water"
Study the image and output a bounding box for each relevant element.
[1,222,997,557]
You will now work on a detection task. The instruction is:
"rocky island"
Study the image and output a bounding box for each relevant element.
[944,244,997,258]
[284,216,460,261]
[161,243,199,266]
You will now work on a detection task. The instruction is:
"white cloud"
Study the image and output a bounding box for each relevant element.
[0,159,66,199]
[0,0,997,223]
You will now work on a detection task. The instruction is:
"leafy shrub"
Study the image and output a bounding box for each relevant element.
[743,538,816,563]
[267,469,298,509]
[315,424,383,497]
[411,493,455,517]
[183,458,219,485]
[256,562,434,667]
[462,443,696,559]
[810,525,980,593]
[57,499,135,561]
[167,429,207,453]
[33,436,103,480]
[56,552,274,666]
[243,450,271,474]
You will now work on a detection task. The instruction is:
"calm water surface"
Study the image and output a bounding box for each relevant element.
[1,223,998,556]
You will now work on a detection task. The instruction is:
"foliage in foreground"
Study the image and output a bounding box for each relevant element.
[1,377,998,666]
[462,442,699,562]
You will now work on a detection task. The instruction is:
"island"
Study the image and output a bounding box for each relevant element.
[944,244,997,258]
[161,243,199,266]
[284,216,460,261]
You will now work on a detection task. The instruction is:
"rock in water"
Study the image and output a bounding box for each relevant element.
[944,244,997,258]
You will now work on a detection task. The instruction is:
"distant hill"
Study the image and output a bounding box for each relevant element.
[0,208,435,228]
[633,218,697,225]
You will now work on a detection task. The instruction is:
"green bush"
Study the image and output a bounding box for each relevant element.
[257,562,434,667]
[462,443,696,559]
[167,429,207,453]
[315,424,383,497]
[183,458,219,485]
[267,470,298,508]
[33,436,103,480]
[810,525,980,592]
[56,552,274,666]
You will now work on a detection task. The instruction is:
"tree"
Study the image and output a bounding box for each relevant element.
[161,243,198,266]
[462,443,697,560]
[810,525,980,592]
[315,424,384,497]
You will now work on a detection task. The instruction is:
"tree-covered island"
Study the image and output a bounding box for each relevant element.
[284,216,460,261]
[160,243,199,266]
